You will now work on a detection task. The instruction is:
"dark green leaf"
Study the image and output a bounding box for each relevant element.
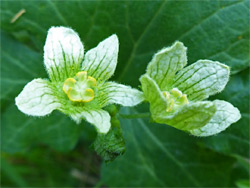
[0,0,249,186]
[1,0,249,87]
[236,180,250,188]
[1,104,82,153]
[0,31,82,152]
[201,68,250,158]
[0,31,45,110]
[101,108,236,187]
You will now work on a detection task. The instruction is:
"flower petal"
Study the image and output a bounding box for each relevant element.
[146,41,187,90]
[172,60,230,101]
[189,100,241,136]
[97,81,144,107]
[70,108,111,134]
[140,74,168,116]
[82,34,118,81]
[44,26,84,82]
[15,79,61,116]
[156,101,216,131]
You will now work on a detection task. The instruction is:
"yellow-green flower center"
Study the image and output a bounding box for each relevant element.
[162,88,189,112]
[63,71,97,102]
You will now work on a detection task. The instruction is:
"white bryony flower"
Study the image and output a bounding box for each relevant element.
[16,26,144,134]
[140,41,241,136]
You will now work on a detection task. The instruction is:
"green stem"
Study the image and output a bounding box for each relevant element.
[119,112,151,119]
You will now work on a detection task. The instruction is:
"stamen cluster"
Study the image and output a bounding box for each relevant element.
[162,88,189,112]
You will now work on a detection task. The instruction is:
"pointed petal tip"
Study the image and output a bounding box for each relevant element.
[82,33,119,81]
[231,103,241,122]
[15,95,21,111]
[108,34,119,45]
[110,33,118,39]
[172,41,187,51]
[173,41,185,47]
[156,40,187,57]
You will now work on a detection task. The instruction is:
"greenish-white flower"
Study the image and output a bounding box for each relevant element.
[16,26,144,134]
[140,41,241,136]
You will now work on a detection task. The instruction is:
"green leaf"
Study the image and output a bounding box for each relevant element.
[101,107,236,187]
[0,31,45,108]
[0,31,82,152]
[1,157,27,187]
[1,1,248,87]
[172,60,230,101]
[146,41,187,90]
[1,104,82,153]
[201,68,250,158]
[1,0,249,185]
[236,180,250,188]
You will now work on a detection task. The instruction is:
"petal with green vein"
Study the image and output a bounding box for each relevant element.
[82,34,118,81]
[15,79,61,116]
[140,74,168,116]
[97,81,144,107]
[189,100,241,136]
[70,108,111,134]
[44,26,84,82]
[146,41,187,90]
[156,101,216,131]
[172,60,230,101]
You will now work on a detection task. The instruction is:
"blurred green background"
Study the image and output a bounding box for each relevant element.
[1,0,249,187]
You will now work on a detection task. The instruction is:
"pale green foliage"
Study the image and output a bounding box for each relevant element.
[15,26,144,133]
[140,41,241,136]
